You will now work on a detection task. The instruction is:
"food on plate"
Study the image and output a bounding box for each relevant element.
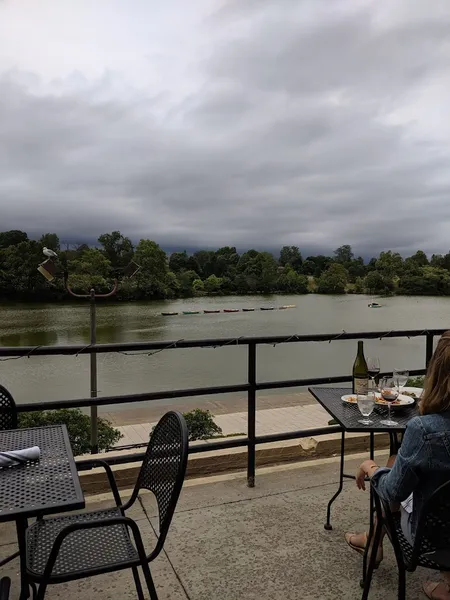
[402,391,417,398]
[376,397,401,405]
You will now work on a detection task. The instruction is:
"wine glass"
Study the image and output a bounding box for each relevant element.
[357,392,375,425]
[367,357,380,391]
[379,377,399,427]
[393,369,409,395]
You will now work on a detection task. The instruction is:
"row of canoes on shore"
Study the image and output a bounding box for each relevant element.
[161,305,296,316]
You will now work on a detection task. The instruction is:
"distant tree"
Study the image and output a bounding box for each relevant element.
[398,266,450,296]
[334,245,354,265]
[169,251,189,273]
[303,255,333,278]
[364,271,394,294]
[0,230,28,249]
[347,257,366,282]
[317,263,348,294]
[176,270,199,297]
[193,250,216,278]
[375,251,403,278]
[192,278,205,295]
[276,266,308,293]
[39,233,60,252]
[98,231,133,270]
[204,274,223,294]
[279,246,303,272]
[67,248,112,293]
[134,239,170,298]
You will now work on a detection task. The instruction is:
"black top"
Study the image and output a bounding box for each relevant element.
[0,425,85,522]
[309,387,419,433]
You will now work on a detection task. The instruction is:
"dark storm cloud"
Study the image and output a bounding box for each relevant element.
[1,0,450,255]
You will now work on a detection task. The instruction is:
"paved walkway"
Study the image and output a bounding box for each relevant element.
[115,402,332,448]
[0,455,427,599]
[104,391,316,425]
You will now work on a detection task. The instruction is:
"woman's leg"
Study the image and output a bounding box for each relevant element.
[423,575,450,600]
[345,454,397,556]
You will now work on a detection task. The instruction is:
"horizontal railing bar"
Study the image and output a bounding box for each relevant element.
[16,368,427,412]
[0,328,444,357]
[16,383,251,412]
[87,425,344,466]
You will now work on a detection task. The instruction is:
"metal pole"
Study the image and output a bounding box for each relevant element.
[425,333,434,368]
[90,289,98,454]
[247,342,256,488]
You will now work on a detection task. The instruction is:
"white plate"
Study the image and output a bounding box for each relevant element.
[341,394,415,408]
[399,387,423,399]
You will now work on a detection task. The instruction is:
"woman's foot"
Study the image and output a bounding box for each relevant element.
[423,582,450,599]
[344,532,383,566]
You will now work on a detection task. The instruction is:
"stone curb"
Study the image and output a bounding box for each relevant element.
[78,431,392,495]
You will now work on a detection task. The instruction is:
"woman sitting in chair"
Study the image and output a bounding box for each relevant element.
[345,331,450,600]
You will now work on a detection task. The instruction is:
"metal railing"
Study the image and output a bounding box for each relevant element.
[0,328,441,486]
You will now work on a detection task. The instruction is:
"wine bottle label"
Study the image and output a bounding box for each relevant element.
[354,377,369,395]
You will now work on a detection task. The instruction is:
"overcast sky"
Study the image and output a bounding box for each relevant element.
[1,0,450,256]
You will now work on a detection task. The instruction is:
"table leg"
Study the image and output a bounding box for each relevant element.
[324,431,345,530]
[361,433,375,586]
[16,518,30,600]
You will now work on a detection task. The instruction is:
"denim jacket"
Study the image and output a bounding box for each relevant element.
[371,412,450,541]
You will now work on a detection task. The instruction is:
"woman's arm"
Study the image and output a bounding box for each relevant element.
[357,417,425,503]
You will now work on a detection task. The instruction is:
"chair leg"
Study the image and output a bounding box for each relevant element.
[141,562,158,600]
[0,551,20,567]
[35,583,47,600]
[132,567,145,600]
[361,520,383,599]
[397,566,406,600]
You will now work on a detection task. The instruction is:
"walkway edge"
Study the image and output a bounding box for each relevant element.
[78,431,391,495]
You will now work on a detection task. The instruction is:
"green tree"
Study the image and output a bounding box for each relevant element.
[334,245,354,265]
[67,248,112,293]
[375,251,403,278]
[364,271,394,294]
[279,246,303,272]
[134,239,170,298]
[98,231,133,270]
[398,266,450,296]
[302,255,332,278]
[204,274,223,294]
[176,270,199,297]
[0,230,28,249]
[276,266,308,293]
[317,263,348,294]
[347,257,366,282]
[39,233,60,252]
[169,251,189,273]
[192,278,205,295]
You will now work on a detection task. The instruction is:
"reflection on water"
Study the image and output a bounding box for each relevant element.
[0,295,448,410]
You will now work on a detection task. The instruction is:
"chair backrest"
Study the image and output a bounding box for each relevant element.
[412,480,450,568]
[134,411,188,555]
[0,386,17,431]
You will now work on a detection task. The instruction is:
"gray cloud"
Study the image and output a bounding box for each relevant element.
[1,0,450,256]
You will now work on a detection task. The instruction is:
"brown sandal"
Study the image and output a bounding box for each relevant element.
[345,532,383,567]
[423,581,450,599]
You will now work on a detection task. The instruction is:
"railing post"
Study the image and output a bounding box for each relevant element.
[247,342,256,488]
[426,333,434,368]
[89,289,98,454]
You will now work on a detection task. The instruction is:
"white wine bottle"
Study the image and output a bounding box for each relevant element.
[352,341,369,394]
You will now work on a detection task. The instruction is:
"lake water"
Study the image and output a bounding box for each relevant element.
[0,294,447,412]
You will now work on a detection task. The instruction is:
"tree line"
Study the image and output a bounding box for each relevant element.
[1,230,450,301]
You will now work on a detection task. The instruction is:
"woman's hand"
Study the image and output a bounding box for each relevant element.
[356,460,379,491]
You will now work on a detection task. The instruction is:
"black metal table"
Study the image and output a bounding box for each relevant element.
[0,425,85,600]
[309,387,418,584]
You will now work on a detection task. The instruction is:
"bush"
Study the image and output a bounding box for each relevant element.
[179,409,222,441]
[18,408,122,456]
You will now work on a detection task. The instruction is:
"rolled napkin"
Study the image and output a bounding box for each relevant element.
[0,446,41,468]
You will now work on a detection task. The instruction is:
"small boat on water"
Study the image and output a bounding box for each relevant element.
[224,309,240,313]
[161,312,178,316]
[183,310,200,315]
[242,308,255,312]
[279,305,296,309]
[204,309,220,314]
[260,307,275,311]
[368,302,382,308]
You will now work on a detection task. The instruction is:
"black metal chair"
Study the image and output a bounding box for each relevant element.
[362,480,450,600]
[0,578,10,600]
[24,411,189,600]
[0,386,19,569]
[0,385,17,431]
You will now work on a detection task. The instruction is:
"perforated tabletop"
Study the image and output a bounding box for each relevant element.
[309,387,419,433]
[0,425,85,522]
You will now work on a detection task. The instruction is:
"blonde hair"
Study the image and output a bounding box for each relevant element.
[420,331,450,415]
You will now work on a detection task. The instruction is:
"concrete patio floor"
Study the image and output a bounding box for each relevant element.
[0,452,434,599]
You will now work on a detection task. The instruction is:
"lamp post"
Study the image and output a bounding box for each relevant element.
[38,255,140,454]
[65,280,118,454]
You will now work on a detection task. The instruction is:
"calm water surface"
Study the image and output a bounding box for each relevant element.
[0,295,447,412]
